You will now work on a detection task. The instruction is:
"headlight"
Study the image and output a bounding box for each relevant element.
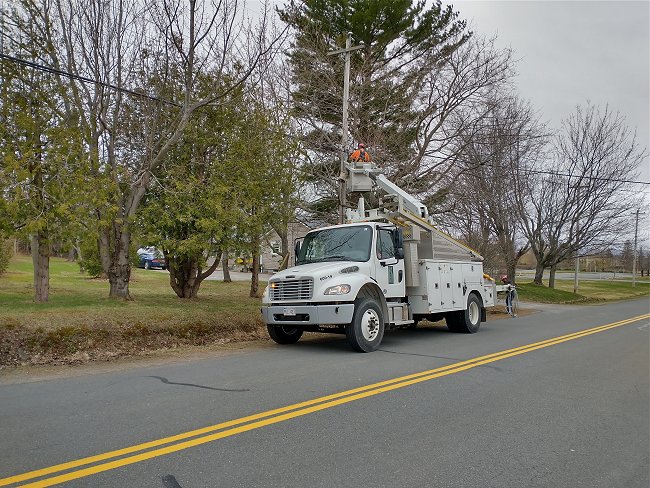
[324,284,351,295]
[262,285,269,297]
[340,266,359,274]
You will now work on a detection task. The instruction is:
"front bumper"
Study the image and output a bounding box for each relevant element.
[261,303,355,326]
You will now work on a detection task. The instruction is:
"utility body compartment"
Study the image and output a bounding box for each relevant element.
[408,259,494,314]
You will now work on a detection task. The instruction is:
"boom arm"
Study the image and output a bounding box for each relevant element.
[344,162,483,262]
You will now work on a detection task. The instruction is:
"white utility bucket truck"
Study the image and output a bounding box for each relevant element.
[261,162,496,352]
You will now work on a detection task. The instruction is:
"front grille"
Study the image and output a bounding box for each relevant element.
[270,279,313,301]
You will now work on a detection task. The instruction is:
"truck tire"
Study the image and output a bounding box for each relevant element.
[447,293,481,334]
[346,298,385,352]
[267,325,303,344]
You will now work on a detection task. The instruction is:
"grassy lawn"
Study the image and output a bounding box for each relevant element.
[0,255,267,366]
[517,280,650,303]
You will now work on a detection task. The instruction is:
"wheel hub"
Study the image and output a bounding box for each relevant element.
[361,309,380,341]
[469,301,479,325]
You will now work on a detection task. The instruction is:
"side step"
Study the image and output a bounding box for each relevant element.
[387,303,413,326]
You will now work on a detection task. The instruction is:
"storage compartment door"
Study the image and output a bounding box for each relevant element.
[424,262,442,313]
[439,263,454,310]
[450,264,464,309]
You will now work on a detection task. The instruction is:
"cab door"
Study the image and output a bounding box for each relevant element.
[373,227,406,299]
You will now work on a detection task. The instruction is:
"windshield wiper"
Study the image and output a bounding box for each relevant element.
[301,255,351,263]
[320,255,351,262]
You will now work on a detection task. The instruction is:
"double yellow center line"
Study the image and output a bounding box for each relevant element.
[2,313,648,487]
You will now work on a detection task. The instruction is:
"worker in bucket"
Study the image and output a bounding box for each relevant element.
[349,142,371,163]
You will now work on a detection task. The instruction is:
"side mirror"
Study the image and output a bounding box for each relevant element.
[395,247,405,260]
[393,229,404,260]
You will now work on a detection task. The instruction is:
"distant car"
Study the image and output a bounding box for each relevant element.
[137,248,166,270]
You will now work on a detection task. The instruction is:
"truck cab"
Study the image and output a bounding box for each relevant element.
[261,222,406,350]
[261,163,494,352]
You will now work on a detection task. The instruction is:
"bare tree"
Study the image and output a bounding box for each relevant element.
[445,94,547,283]
[394,36,514,200]
[516,103,646,287]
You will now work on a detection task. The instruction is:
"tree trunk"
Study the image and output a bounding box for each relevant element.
[107,224,132,299]
[31,235,37,271]
[167,252,221,298]
[250,235,261,298]
[98,231,111,279]
[31,231,50,303]
[534,262,544,285]
[74,241,83,264]
[168,256,200,298]
[222,251,231,283]
[506,263,517,286]
[549,265,557,289]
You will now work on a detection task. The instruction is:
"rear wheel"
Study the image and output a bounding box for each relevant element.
[346,298,385,352]
[447,293,482,334]
[267,325,303,344]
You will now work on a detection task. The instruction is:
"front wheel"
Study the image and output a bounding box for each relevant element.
[144,261,151,270]
[267,325,303,344]
[346,298,385,352]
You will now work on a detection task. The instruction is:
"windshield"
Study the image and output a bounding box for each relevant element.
[297,225,372,265]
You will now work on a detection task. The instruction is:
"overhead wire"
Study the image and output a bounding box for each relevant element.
[0,53,182,107]
[468,161,650,187]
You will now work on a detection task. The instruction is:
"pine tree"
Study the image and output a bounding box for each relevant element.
[279,0,470,219]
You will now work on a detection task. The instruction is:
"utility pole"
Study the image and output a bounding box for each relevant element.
[328,33,363,224]
[573,185,581,294]
[573,247,580,293]
[631,209,645,287]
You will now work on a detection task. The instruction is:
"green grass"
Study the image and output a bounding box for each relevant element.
[516,280,650,304]
[0,255,268,365]
[553,279,650,300]
[0,255,264,324]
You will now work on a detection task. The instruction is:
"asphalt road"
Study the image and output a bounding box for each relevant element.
[1,298,648,488]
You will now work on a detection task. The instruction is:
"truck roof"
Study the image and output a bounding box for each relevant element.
[306,221,387,233]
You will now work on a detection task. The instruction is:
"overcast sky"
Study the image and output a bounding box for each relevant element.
[451,0,650,190]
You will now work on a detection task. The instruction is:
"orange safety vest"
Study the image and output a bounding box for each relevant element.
[349,149,371,162]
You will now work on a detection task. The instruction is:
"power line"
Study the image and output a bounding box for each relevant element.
[472,161,650,186]
[0,53,181,107]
